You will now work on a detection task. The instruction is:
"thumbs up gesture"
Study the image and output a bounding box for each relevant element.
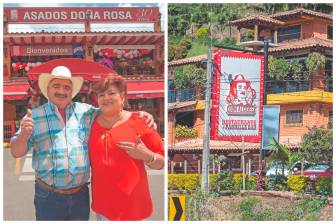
[20,109,34,138]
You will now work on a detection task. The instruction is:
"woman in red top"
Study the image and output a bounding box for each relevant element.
[89,75,164,221]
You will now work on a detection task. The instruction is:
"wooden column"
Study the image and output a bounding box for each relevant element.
[254,24,259,41]
[171,161,175,174]
[198,159,201,174]
[184,160,187,174]
[274,28,278,44]
[4,14,8,34]
[4,44,11,81]
[84,44,93,61]
[154,13,161,32]
[154,43,162,76]
[168,111,175,145]
[237,28,241,44]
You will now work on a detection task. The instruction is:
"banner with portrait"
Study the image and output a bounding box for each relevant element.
[210,49,264,143]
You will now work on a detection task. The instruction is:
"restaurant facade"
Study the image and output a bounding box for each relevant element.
[3,7,164,140]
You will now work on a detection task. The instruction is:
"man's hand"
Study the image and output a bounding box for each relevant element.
[138,111,157,130]
[10,109,34,158]
[20,109,34,138]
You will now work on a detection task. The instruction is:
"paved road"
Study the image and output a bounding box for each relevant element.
[3,148,164,221]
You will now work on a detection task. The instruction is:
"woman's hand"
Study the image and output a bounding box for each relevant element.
[117,135,153,163]
[138,111,157,130]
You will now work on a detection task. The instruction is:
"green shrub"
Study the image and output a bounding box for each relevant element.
[233,173,257,191]
[187,188,213,220]
[168,174,217,193]
[266,175,288,191]
[298,197,328,220]
[175,125,198,138]
[239,197,271,221]
[287,175,308,192]
[215,170,234,192]
[316,176,332,196]
[305,52,326,72]
[196,26,208,38]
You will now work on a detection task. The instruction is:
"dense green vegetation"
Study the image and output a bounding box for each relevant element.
[168,3,332,61]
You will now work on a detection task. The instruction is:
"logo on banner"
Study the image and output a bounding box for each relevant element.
[226,74,256,116]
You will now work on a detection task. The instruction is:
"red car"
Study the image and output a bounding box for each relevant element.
[302,164,333,180]
[294,164,333,191]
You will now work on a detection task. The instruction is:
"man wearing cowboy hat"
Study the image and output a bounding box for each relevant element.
[10,66,155,220]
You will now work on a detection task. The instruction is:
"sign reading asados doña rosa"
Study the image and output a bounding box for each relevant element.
[210,49,264,143]
[4,7,159,23]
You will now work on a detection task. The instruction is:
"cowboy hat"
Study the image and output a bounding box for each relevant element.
[38,66,84,99]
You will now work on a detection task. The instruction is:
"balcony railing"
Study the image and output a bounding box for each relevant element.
[266,79,333,94]
[266,80,309,94]
[168,88,196,103]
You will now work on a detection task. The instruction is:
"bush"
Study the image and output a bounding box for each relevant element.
[266,175,288,191]
[233,173,257,191]
[316,176,332,196]
[287,175,308,192]
[187,188,213,220]
[196,26,208,38]
[214,170,234,192]
[239,197,271,221]
[175,125,198,138]
[168,174,217,193]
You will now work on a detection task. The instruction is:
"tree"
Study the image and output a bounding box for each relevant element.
[268,56,289,80]
[268,138,302,175]
[173,65,206,90]
[301,127,333,166]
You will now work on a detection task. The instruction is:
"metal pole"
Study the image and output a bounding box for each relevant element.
[242,136,246,191]
[201,50,212,192]
[260,40,269,166]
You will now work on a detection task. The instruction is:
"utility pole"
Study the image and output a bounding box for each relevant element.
[242,136,246,190]
[260,40,269,169]
[201,50,213,192]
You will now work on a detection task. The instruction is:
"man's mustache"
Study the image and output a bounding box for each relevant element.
[54,93,68,98]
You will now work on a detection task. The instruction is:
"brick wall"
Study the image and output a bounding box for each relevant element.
[279,102,332,137]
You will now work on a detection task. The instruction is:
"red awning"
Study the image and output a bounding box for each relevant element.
[28,58,117,81]
[4,82,30,101]
[127,81,164,99]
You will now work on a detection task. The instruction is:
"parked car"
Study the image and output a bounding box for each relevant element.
[294,164,332,180]
[293,164,332,191]
[264,161,313,177]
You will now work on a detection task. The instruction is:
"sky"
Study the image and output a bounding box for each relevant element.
[3,3,165,33]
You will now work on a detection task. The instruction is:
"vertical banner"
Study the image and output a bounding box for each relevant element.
[211,49,264,143]
[261,105,280,150]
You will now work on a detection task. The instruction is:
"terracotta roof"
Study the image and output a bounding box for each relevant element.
[4,32,163,45]
[7,31,162,35]
[168,101,196,110]
[270,8,332,21]
[168,54,207,67]
[169,136,301,152]
[230,15,284,26]
[269,37,332,53]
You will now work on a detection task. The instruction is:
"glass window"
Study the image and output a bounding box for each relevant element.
[286,110,303,124]
[327,25,333,40]
[278,25,301,42]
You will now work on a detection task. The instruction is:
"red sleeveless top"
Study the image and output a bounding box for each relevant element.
[89,113,164,220]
